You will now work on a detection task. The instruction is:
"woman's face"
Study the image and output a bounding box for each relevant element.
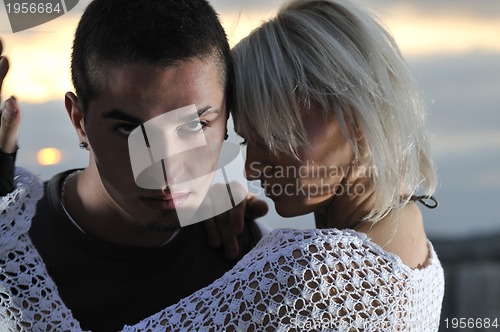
[244,111,361,217]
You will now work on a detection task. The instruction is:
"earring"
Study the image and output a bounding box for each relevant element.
[79,141,88,149]
[224,130,229,141]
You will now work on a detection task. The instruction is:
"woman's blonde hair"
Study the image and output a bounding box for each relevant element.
[232,0,437,222]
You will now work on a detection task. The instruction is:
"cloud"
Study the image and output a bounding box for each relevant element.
[211,0,284,12]
[215,0,500,56]
[373,0,500,19]
[211,0,500,20]
[430,131,500,158]
[407,51,500,134]
[405,50,500,236]
[1,15,76,102]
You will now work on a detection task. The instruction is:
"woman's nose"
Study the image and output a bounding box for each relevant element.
[244,145,262,181]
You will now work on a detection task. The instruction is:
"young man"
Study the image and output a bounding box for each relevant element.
[0,0,267,330]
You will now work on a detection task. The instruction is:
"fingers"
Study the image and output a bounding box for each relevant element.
[0,53,21,153]
[203,214,240,260]
[244,194,269,220]
[0,41,19,195]
[0,97,21,153]
[203,219,222,248]
[215,194,269,260]
[204,184,269,260]
[228,197,246,235]
[0,55,9,95]
[219,230,239,260]
[216,206,242,259]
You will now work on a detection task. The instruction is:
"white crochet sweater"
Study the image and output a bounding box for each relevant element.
[0,169,445,331]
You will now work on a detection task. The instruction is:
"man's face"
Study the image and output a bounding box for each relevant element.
[83,59,227,230]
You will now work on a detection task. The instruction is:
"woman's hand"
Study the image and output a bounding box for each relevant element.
[0,39,22,195]
[205,192,268,259]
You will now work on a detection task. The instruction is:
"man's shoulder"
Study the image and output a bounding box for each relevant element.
[34,168,83,215]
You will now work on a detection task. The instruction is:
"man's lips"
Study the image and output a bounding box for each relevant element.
[148,192,189,200]
[141,192,190,210]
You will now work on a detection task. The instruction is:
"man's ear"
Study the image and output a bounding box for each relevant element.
[65,92,88,146]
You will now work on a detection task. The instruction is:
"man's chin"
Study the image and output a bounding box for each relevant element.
[145,218,182,232]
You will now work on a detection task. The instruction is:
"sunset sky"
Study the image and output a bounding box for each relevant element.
[1,0,499,102]
[1,0,499,237]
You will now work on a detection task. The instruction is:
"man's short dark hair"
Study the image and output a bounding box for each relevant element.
[71,0,233,112]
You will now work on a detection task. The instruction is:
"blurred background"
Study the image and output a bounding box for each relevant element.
[1,0,499,330]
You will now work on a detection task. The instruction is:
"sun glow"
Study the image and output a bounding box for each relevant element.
[1,14,77,103]
[37,147,62,166]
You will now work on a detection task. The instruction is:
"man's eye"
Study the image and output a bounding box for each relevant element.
[178,120,208,136]
[115,124,138,137]
[185,120,204,132]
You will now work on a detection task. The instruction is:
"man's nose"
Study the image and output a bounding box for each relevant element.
[160,139,218,186]
[161,157,183,186]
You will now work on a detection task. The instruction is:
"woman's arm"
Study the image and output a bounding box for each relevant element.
[0,168,86,331]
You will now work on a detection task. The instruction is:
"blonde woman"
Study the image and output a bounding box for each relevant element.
[231,0,445,329]
[1,0,444,330]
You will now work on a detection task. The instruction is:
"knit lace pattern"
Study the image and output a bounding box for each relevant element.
[124,231,444,332]
[1,168,444,331]
[0,168,85,331]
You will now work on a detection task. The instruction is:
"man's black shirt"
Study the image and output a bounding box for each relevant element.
[29,170,261,331]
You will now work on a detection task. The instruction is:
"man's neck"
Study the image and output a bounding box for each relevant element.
[64,165,177,247]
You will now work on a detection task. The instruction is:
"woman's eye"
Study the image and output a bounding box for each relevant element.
[115,124,138,137]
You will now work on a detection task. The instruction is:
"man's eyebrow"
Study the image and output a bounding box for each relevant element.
[101,105,218,123]
[101,109,142,123]
[197,105,215,116]
[181,105,219,122]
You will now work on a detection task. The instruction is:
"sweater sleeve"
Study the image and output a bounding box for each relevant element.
[0,168,85,332]
[123,229,443,332]
[1,172,443,331]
